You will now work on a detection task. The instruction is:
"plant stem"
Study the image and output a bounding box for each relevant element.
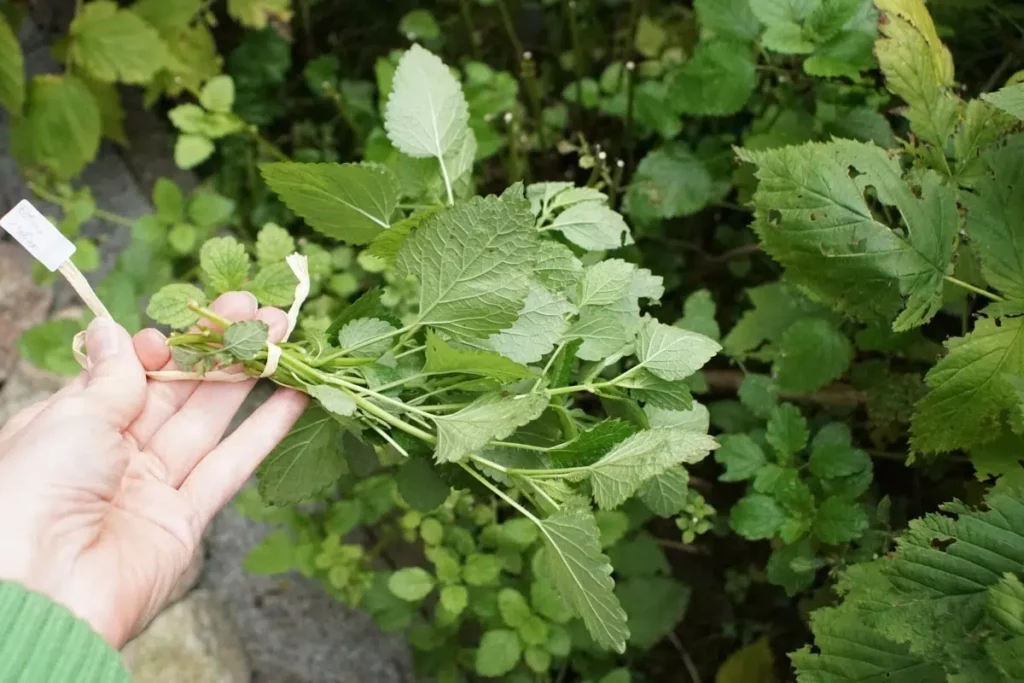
[459,463,542,526]
[28,182,136,229]
[943,275,1006,302]
[346,390,437,443]
[188,304,234,329]
[622,60,637,174]
[458,0,482,58]
[495,0,525,59]
[313,324,415,365]
[246,124,290,162]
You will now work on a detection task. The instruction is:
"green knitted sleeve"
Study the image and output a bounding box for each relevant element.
[0,581,130,682]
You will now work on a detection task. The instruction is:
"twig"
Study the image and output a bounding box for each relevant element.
[655,538,704,554]
[667,632,702,683]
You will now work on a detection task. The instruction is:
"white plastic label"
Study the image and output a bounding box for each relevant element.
[0,199,76,272]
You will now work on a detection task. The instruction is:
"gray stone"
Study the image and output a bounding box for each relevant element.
[202,501,414,683]
[0,243,52,383]
[122,589,251,683]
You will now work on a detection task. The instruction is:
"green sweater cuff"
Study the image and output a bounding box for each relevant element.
[0,581,130,682]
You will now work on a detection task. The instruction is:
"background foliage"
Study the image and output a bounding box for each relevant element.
[3,0,1024,681]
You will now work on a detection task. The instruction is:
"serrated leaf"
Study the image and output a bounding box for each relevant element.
[440,585,468,616]
[188,192,235,229]
[464,284,574,364]
[15,75,101,180]
[617,576,690,650]
[256,222,296,265]
[257,405,346,505]
[875,0,958,148]
[146,283,207,329]
[261,162,400,244]
[737,140,959,331]
[199,74,234,113]
[326,289,401,338]
[730,494,786,540]
[337,318,398,357]
[619,368,694,410]
[221,320,268,361]
[766,404,809,460]
[424,330,535,382]
[775,318,853,393]
[912,317,1024,454]
[365,207,441,266]
[584,427,717,509]
[639,467,691,516]
[538,507,630,653]
[983,83,1024,121]
[0,13,24,113]
[813,497,868,544]
[200,237,250,293]
[535,240,583,296]
[395,191,536,339]
[396,457,450,511]
[550,421,638,468]
[716,434,768,482]
[68,1,168,84]
[809,441,871,480]
[246,261,298,307]
[307,385,357,417]
[627,144,716,221]
[634,318,721,382]
[963,136,1024,300]
[133,0,202,35]
[174,133,214,169]
[694,0,761,42]
[385,44,469,192]
[433,393,549,463]
[546,202,633,251]
[738,374,779,418]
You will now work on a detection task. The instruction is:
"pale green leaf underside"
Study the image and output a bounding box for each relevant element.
[983,83,1024,121]
[539,507,630,653]
[424,329,536,382]
[635,318,721,381]
[546,202,633,252]
[433,393,549,463]
[261,162,400,245]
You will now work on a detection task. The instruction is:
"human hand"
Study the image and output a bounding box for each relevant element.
[0,292,308,647]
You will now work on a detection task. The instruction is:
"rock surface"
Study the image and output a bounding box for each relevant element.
[122,589,251,683]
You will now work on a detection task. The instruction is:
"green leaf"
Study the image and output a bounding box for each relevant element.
[364,208,440,267]
[535,240,583,296]
[875,0,957,148]
[677,289,720,341]
[738,374,779,419]
[71,238,100,273]
[737,140,959,331]
[963,136,1024,300]
[399,9,441,41]
[337,318,397,357]
[424,330,535,382]
[584,427,717,510]
[911,317,1024,453]
[809,440,871,480]
[464,553,502,586]
[617,576,690,650]
[388,567,436,602]
[813,497,868,544]
[440,585,468,616]
[168,104,205,134]
[326,289,400,338]
[716,636,776,683]
[724,282,828,358]
[243,530,297,575]
[174,133,214,169]
[307,385,357,417]
[639,467,691,516]
[246,261,298,307]
[199,74,234,113]
[257,405,346,505]
[433,393,549,464]
[396,457,450,511]
[498,588,532,628]
[226,0,291,29]
[153,177,184,222]
[168,223,197,254]
[983,83,1024,121]
[200,237,251,293]
[694,0,761,42]
[146,283,207,329]
[634,318,721,382]
[989,573,1024,637]
[775,318,853,393]
[546,202,633,251]
[0,13,25,113]
[261,162,400,245]
[256,222,296,265]
[550,421,637,468]
[619,368,694,410]
[17,319,83,377]
[16,75,101,180]
[476,629,522,677]
[538,506,630,653]
[133,0,202,35]
[395,191,536,339]
[731,494,786,540]
[68,1,168,84]
[669,40,756,116]
[716,434,768,482]
[627,144,716,221]
[221,320,268,361]
[476,284,575,364]
[766,404,809,460]
[188,192,235,229]
[385,44,469,188]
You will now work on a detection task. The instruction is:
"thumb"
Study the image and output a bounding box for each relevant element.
[81,316,147,427]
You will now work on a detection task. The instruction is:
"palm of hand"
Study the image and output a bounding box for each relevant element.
[0,293,306,647]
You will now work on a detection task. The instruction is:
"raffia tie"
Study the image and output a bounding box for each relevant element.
[69,253,310,383]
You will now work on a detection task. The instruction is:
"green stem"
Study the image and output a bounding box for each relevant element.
[459,463,542,525]
[495,0,525,59]
[347,390,437,443]
[188,304,234,329]
[313,324,415,365]
[246,124,289,162]
[458,0,483,58]
[944,275,1006,302]
[28,183,135,229]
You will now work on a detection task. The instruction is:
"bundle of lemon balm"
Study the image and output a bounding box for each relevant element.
[0,199,309,383]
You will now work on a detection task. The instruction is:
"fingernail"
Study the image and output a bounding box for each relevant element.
[243,292,259,309]
[87,316,120,363]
